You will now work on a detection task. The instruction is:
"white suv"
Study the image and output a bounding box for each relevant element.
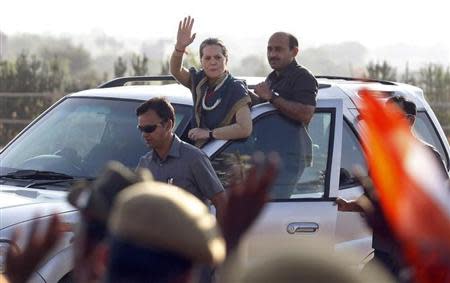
[1,76,449,282]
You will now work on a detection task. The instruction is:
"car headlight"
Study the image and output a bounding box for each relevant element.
[0,240,19,274]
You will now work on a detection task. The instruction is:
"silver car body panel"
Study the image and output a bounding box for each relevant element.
[0,187,77,282]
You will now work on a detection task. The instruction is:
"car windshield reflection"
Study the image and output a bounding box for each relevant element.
[0,97,191,183]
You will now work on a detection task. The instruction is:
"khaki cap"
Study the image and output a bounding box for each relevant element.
[109,181,226,265]
[68,161,153,222]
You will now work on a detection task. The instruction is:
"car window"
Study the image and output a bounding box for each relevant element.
[339,110,448,190]
[414,111,449,169]
[211,111,333,200]
[339,121,368,189]
[0,97,191,179]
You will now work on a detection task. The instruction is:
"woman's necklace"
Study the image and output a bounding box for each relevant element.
[201,74,228,111]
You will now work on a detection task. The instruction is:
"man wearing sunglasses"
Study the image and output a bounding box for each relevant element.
[135,97,227,223]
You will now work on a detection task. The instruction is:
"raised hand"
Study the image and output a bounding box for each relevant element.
[221,152,279,252]
[176,16,196,51]
[5,215,64,283]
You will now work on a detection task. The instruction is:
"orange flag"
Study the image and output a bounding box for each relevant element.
[358,89,450,283]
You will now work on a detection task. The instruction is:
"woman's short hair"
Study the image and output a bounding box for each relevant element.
[199,38,228,60]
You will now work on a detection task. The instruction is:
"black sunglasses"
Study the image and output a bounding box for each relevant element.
[137,121,164,133]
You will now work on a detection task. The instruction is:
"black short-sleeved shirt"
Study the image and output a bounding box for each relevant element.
[136,135,224,202]
[266,59,318,106]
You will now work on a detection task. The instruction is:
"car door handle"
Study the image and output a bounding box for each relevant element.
[287,222,319,234]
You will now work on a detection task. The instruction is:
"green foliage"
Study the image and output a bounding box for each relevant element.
[0,96,52,120]
[366,60,397,81]
[0,60,16,90]
[370,61,450,138]
[64,69,103,92]
[4,33,123,82]
[4,36,100,92]
[114,56,127,77]
[401,63,416,85]
[0,94,54,146]
[414,64,450,136]
[131,54,149,76]
[0,52,67,92]
[40,44,91,76]
[0,50,101,146]
[0,122,28,147]
[159,51,199,75]
[416,64,450,102]
[42,55,67,91]
[14,53,39,91]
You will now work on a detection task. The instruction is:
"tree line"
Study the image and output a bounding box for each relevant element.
[1,51,449,146]
[366,60,450,135]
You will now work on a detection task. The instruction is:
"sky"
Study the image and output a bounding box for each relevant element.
[1,0,449,49]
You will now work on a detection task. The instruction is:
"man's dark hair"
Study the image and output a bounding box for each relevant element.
[105,237,192,283]
[403,100,416,116]
[136,97,175,124]
[199,38,228,60]
[387,96,416,116]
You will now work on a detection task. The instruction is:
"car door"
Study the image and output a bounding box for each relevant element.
[335,113,373,262]
[207,99,343,263]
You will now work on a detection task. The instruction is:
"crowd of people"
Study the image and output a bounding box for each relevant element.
[2,16,450,283]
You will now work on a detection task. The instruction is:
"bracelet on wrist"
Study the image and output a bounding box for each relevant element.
[174,46,185,53]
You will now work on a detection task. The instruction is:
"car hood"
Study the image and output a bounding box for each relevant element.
[0,184,76,229]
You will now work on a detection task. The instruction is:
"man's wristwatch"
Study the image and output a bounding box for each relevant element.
[209,129,214,139]
[269,91,280,103]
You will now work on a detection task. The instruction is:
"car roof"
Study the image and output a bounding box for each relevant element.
[70,84,194,106]
[69,76,427,109]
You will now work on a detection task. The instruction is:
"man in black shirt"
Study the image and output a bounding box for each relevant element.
[254,32,318,125]
[254,32,318,199]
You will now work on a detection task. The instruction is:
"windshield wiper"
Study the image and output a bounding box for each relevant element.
[0,170,74,180]
[25,177,95,189]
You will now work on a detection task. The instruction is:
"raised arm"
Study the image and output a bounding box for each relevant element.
[169,16,196,88]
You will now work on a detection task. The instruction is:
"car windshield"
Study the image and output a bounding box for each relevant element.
[414,111,449,169]
[0,97,191,181]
